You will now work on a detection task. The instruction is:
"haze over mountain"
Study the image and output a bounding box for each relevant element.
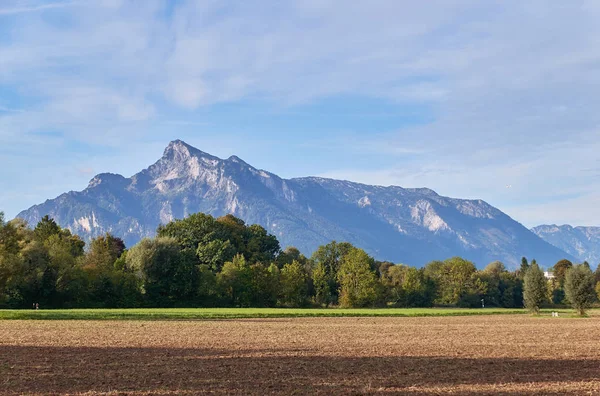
[531,225,600,265]
[17,140,573,268]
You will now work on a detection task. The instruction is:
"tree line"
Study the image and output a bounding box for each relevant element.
[1,211,599,312]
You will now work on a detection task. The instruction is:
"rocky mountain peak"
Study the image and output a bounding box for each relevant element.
[17,140,575,267]
[228,155,247,165]
[87,173,127,188]
[162,140,217,163]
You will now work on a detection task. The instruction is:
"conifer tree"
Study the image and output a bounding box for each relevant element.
[523,261,547,314]
[519,257,529,279]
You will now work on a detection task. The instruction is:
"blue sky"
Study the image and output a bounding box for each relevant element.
[1,0,600,227]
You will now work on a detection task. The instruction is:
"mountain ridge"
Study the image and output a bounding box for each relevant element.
[531,224,600,265]
[17,140,574,268]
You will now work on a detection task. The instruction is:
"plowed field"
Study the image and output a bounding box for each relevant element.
[1,315,599,395]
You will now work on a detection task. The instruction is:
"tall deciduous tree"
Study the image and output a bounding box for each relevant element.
[126,237,198,306]
[312,261,331,307]
[434,257,477,306]
[217,254,253,307]
[279,260,308,307]
[311,241,354,304]
[564,264,596,316]
[337,248,380,308]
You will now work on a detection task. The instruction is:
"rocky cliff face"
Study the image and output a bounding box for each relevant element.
[532,224,600,265]
[17,140,573,267]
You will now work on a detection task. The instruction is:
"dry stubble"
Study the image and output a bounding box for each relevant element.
[1,315,599,395]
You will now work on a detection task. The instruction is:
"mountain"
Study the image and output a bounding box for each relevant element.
[531,225,600,265]
[17,140,573,268]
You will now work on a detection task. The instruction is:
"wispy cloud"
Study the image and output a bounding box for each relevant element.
[0,105,25,113]
[1,1,600,225]
[0,1,81,16]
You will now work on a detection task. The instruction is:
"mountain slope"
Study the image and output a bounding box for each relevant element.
[532,225,600,265]
[17,140,573,268]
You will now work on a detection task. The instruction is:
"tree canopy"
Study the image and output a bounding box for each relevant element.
[1,211,591,311]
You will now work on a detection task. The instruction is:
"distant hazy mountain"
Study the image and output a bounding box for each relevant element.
[17,140,573,268]
[531,225,600,265]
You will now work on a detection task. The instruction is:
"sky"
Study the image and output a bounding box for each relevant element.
[1,0,600,227]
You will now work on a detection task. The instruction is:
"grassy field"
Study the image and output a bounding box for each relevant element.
[0,307,578,320]
[1,315,599,394]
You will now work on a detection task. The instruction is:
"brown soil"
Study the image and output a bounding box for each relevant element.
[1,315,600,395]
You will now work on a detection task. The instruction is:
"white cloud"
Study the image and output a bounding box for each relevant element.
[2,1,600,225]
[0,1,81,16]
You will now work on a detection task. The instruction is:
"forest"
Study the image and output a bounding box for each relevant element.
[0,211,598,310]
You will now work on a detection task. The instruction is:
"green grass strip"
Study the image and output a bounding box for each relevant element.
[0,307,559,321]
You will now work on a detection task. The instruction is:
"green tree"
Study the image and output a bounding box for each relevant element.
[217,254,253,307]
[594,265,600,284]
[248,263,278,307]
[553,259,573,287]
[383,265,435,308]
[196,264,219,306]
[434,257,477,306]
[422,260,444,299]
[216,215,248,252]
[519,257,529,279]
[0,216,91,308]
[499,271,523,308]
[196,239,236,272]
[377,261,394,279]
[382,264,408,305]
[85,233,125,269]
[218,215,280,263]
[245,224,281,264]
[337,248,380,308]
[458,272,488,308]
[267,263,281,303]
[477,261,506,307]
[33,215,61,242]
[312,261,331,306]
[126,237,198,306]
[277,247,309,269]
[311,241,354,304]
[407,268,436,307]
[564,264,596,316]
[279,260,308,307]
[159,213,280,267]
[16,240,52,307]
[0,252,24,307]
[157,212,222,251]
[0,218,22,257]
[45,234,84,306]
[523,261,547,314]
